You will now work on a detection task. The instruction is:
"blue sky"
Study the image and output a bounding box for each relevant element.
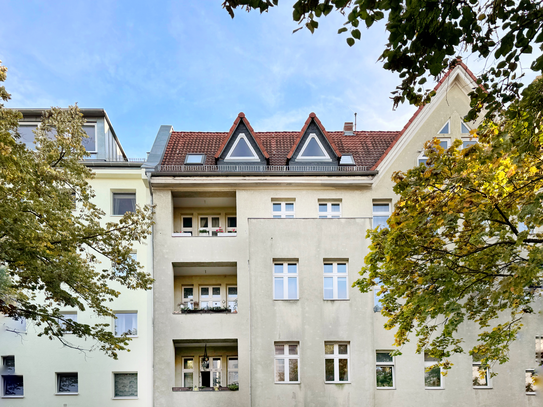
[1,1,531,159]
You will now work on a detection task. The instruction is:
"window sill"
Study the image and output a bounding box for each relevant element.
[2,396,24,398]
[526,392,536,396]
[425,387,444,390]
[113,396,138,399]
[323,299,350,301]
[114,335,138,338]
[325,382,351,385]
[275,382,300,385]
[473,387,493,390]
[376,387,396,390]
[55,392,79,396]
[273,299,299,301]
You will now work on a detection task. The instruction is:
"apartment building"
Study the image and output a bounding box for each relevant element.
[144,63,541,406]
[1,109,153,406]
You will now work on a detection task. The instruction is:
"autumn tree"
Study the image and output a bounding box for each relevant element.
[0,61,154,358]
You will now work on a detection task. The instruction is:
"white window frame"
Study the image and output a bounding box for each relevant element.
[273,262,299,300]
[227,285,238,312]
[536,335,542,367]
[200,357,222,387]
[2,375,24,397]
[198,215,221,236]
[113,372,138,399]
[297,133,332,161]
[318,202,341,218]
[274,343,300,384]
[112,192,136,216]
[184,154,206,165]
[324,343,350,383]
[424,353,444,389]
[228,357,239,385]
[272,201,295,218]
[472,358,492,388]
[372,202,391,229]
[182,286,194,309]
[81,123,98,153]
[226,215,237,232]
[323,262,348,300]
[461,121,471,134]
[461,137,477,149]
[526,369,536,395]
[225,133,260,162]
[339,154,355,166]
[418,138,450,166]
[56,372,78,395]
[181,216,193,235]
[114,312,138,337]
[182,357,194,388]
[376,351,395,389]
[199,286,222,309]
[438,120,450,134]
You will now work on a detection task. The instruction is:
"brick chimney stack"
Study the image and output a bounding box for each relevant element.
[343,122,354,136]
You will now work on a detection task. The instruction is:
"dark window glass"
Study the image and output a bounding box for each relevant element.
[183,217,193,228]
[113,193,136,215]
[82,125,96,152]
[302,138,326,157]
[231,137,254,158]
[3,376,23,396]
[58,373,78,393]
[227,217,237,228]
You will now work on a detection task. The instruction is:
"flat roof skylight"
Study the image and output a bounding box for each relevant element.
[339,154,355,165]
[184,154,206,164]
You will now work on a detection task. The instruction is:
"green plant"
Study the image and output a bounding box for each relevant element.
[228,382,239,391]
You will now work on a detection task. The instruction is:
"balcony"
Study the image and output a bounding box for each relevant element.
[173,263,238,314]
[160,164,372,175]
[172,191,237,237]
[173,339,238,391]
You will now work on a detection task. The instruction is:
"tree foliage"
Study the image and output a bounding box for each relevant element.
[354,77,543,369]
[0,61,154,358]
[222,0,543,118]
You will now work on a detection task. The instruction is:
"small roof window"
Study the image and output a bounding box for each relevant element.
[184,154,206,165]
[339,154,355,166]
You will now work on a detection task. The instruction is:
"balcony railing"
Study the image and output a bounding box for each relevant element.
[159,165,371,174]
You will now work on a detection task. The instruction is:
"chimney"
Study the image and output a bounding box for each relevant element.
[343,122,354,136]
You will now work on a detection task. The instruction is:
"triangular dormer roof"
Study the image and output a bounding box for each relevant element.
[286,112,342,163]
[214,112,269,162]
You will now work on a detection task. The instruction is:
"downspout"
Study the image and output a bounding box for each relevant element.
[147,170,155,406]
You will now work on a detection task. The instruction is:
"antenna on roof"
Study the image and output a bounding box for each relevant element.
[354,113,357,132]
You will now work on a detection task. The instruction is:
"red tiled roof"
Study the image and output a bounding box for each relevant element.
[162,129,399,168]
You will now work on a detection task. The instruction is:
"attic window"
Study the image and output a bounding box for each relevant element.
[185,154,206,165]
[461,122,471,134]
[438,121,450,134]
[298,134,331,161]
[225,133,259,161]
[339,155,355,166]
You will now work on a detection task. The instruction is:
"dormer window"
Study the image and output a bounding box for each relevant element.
[298,134,331,161]
[438,121,450,134]
[339,154,355,166]
[225,133,259,161]
[185,154,206,165]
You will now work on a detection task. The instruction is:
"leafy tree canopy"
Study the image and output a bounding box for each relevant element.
[222,0,543,119]
[354,77,543,370]
[0,61,154,359]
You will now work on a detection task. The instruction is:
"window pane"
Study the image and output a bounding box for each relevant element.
[323,263,333,273]
[323,277,333,299]
[184,358,193,369]
[376,366,393,387]
[275,359,285,382]
[229,371,239,384]
[331,204,340,212]
[183,287,193,299]
[182,217,192,228]
[439,122,449,134]
[338,359,348,381]
[526,370,535,393]
[285,215,294,218]
[115,313,137,336]
[425,366,441,387]
[472,366,488,386]
[289,359,299,382]
[212,217,220,228]
[231,137,254,158]
[461,122,470,134]
[439,140,448,149]
[228,358,238,370]
[287,264,297,274]
[337,277,347,299]
[275,345,285,355]
[212,358,221,369]
[58,373,78,393]
[274,264,283,274]
[114,373,138,397]
[82,125,97,151]
[373,216,388,229]
[418,158,428,166]
[319,204,327,212]
[289,345,298,355]
[201,287,209,296]
[200,218,208,228]
[303,137,326,157]
[325,359,335,381]
[227,217,237,228]
[373,204,389,213]
[184,372,193,388]
[273,203,281,211]
[463,140,476,149]
[285,203,294,211]
[228,286,237,297]
[273,215,281,218]
[324,344,334,355]
[185,154,204,164]
[288,277,297,299]
[338,345,348,355]
[212,372,221,387]
[4,376,23,396]
[337,263,346,273]
[212,287,220,297]
[274,278,284,299]
[113,193,136,215]
[376,352,393,363]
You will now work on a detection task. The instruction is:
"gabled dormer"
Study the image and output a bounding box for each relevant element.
[215,113,269,166]
[287,113,341,168]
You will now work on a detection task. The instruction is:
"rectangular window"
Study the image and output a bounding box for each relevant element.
[374,280,384,313]
[182,358,194,388]
[536,335,542,367]
[272,202,295,218]
[114,373,138,398]
[373,202,391,229]
[418,138,450,166]
[2,356,14,374]
[273,263,298,300]
[184,154,205,165]
[526,369,536,394]
[199,216,220,236]
[114,313,138,337]
[227,286,238,312]
[2,375,23,397]
[226,216,237,232]
[424,353,443,389]
[201,357,222,387]
[325,343,349,383]
[57,372,78,394]
[462,139,477,149]
[112,193,136,215]
[472,356,491,388]
[182,286,194,309]
[59,312,77,333]
[228,357,239,385]
[275,343,299,383]
[319,202,341,218]
[200,286,221,308]
[376,351,395,388]
[323,262,348,300]
[182,216,193,235]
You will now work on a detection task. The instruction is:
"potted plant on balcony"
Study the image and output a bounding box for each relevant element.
[228,382,239,391]
[218,227,235,237]
[198,229,209,236]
